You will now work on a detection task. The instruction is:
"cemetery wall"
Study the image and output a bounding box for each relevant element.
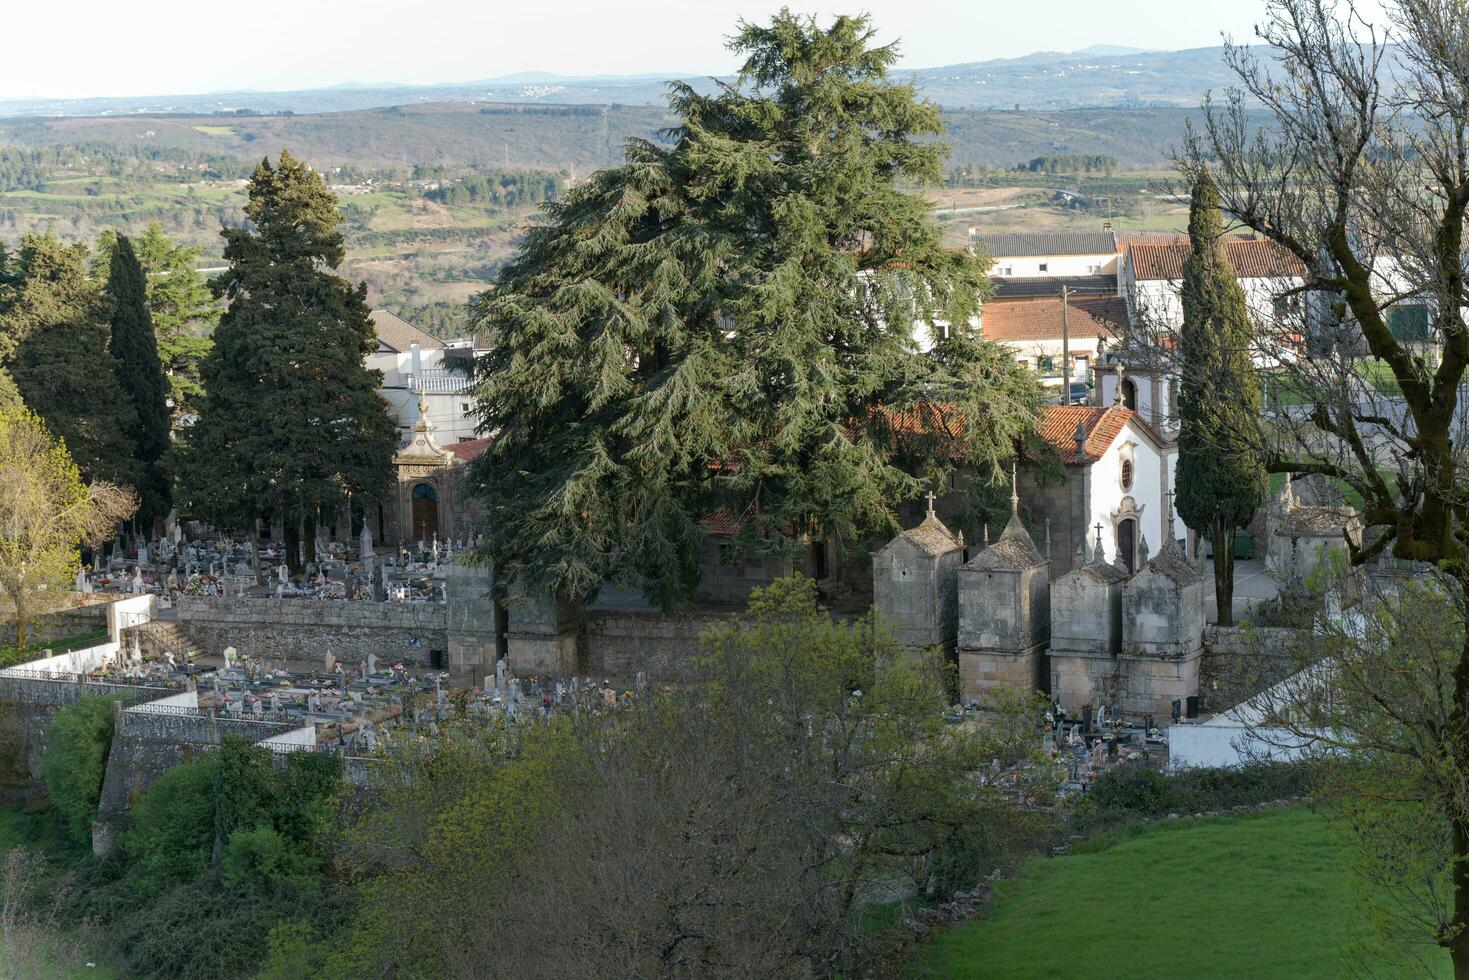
[585,610,736,681]
[95,704,303,846]
[1201,625,1310,713]
[0,679,175,807]
[0,595,110,647]
[135,598,450,666]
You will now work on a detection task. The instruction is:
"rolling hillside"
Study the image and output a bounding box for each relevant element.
[0,46,1258,117]
[0,103,1267,172]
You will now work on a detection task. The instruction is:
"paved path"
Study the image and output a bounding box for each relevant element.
[1201,557,1279,624]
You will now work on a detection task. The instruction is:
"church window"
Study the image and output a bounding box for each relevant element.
[1121,459,1134,491]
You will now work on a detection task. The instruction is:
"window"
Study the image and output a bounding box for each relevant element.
[1120,459,1134,491]
[1038,263,1049,273]
[999,265,1013,276]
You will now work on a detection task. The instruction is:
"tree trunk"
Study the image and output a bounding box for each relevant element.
[303,514,318,567]
[1212,519,1234,627]
[283,523,302,578]
[248,522,264,587]
[14,607,26,662]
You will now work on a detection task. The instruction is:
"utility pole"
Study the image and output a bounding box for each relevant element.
[1060,283,1071,405]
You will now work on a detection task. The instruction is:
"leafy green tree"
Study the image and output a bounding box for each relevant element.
[177,152,395,573]
[122,757,219,897]
[333,577,1045,977]
[0,405,136,657]
[41,695,121,844]
[1174,166,1265,625]
[0,233,140,485]
[469,10,1041,609]
[95,224,219,420]
[104,234,172,529]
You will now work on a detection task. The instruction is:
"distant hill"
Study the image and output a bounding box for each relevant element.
[0,46,1256,118]
[0,103,1271,172]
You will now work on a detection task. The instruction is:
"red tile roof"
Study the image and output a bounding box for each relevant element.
[699,511,744,536]
[1039,406,1136,465]
[447,437,492,461]
[980,295,1127,343]
[1128,237,1307,281]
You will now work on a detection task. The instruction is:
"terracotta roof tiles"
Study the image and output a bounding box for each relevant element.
[981,295,1128,343]
[1127,238,1307,281]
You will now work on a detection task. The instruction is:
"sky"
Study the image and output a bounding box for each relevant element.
[1,0,1368,100]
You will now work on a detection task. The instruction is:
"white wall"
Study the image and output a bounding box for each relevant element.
[259,726,319,751]
[1168,720,1311,769]
[1128,275,1303,340]
[992,252,1118,278]
[0,641,118,677]
[1084,418,1181,565]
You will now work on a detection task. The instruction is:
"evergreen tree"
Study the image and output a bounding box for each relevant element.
[105,234,172,529]
[94,224,219,420]
[1175,166,1266,625]
[0,233,140,486]
[177,151,395,575]
[469,10,1043,609]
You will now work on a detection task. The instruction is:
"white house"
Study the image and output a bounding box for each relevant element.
[1121,235,1306,334]
[977,231,1120,280]
[368,310,482,445]
[979,293,1127,379]
[1093,235,1308,436]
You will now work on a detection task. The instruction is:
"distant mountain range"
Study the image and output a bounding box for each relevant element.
[0,46,1252,118]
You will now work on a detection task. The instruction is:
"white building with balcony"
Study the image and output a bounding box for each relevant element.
[368,310,482,445]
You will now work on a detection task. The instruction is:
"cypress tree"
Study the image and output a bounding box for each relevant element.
[469,11,1044,609]
[177,151,395,575]
[0,232,140,486]
[106,234,172,529]
[1175,166,1266,625]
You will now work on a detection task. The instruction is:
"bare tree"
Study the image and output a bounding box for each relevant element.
[1181,0,1469,972]
[1,847,94,979]
[0,406,136,657]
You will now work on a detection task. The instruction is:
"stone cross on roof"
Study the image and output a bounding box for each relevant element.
[1113,362,1126,406]
[1010,460,1019,517]
[925,490,937,518]
[1094,522,1106,563]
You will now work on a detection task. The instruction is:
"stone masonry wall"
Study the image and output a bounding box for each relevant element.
[585,610,735,682]
[141,597,450,666]
[0,680,176,806]
[0,596,110,647]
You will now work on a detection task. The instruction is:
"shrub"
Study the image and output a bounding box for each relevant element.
[1090,762,1173,816]
[257,920,327,980]
[122,757,218,897]
[110,883,292,980]
[1087,760,1316,825]
[220,825,318,896]
[40,695,120,844]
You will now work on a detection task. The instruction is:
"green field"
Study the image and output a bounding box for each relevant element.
[909,808,1448,979]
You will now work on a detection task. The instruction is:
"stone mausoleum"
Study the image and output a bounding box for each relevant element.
[876,476,1211,722]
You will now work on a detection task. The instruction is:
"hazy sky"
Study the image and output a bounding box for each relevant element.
[2,0,1371,100]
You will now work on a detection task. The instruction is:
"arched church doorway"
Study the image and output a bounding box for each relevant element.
[1117,517,1137,573]
[411,483,439,542]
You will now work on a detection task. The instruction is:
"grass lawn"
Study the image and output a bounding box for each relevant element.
[908,808,1449,979]
[0,627,110,670]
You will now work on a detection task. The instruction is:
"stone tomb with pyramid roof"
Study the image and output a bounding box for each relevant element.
[872,473,1213,719]
[956,472,1052,699]
[1048,525,1129,710]
[872,493,966,658]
